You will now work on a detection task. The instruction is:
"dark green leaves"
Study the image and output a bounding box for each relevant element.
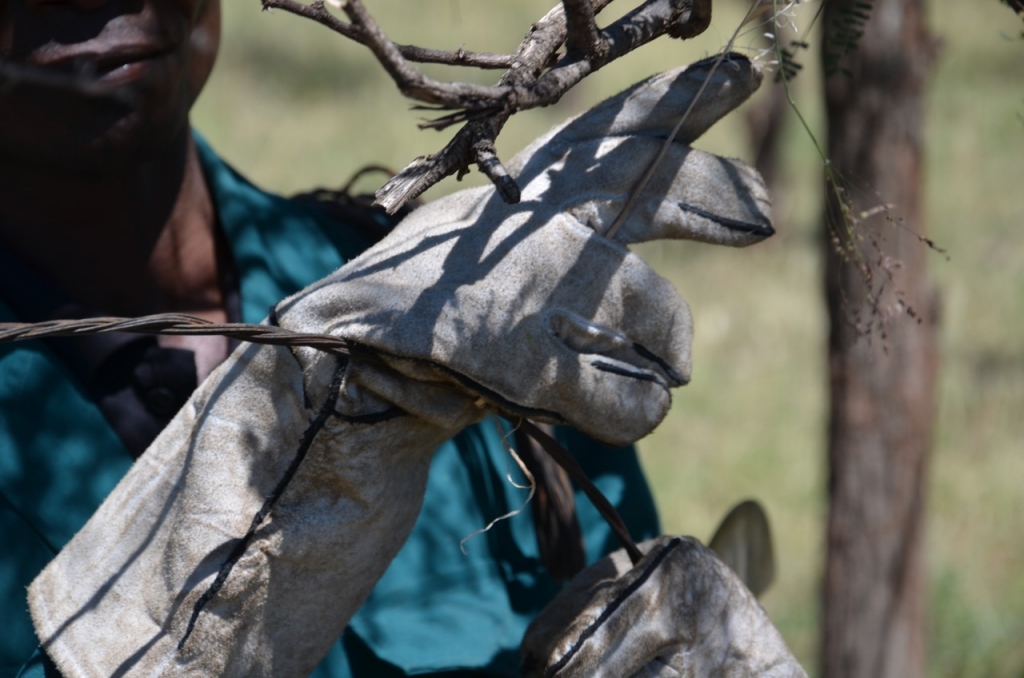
[823,0,874,78]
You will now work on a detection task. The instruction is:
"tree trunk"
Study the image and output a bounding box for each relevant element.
[819,1,938,677]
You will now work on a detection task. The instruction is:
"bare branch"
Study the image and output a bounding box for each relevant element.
[473,139,521,204]
[562,0,605,60]
[375,1,580,211]
[401,46,511,70]
[377,0,613,212]
[337,0,508,108]
[520,0,709,109]
[262,0,514,69]
[265,0,713,213]
[670,0,712,39]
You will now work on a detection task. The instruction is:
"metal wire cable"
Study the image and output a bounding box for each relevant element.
[0,313,354,356]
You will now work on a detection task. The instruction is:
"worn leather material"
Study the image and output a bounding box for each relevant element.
[28,54,771,677]
[520,537,807,678]
[277,54,770,447]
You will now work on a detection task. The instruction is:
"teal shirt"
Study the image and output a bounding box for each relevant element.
[1,135,659,677]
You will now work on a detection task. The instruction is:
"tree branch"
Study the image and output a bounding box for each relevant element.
[518,0,709,110]
[265,0,712,213]
[562,0,605,60]
[262,0,514,69]
[337,0,508,108]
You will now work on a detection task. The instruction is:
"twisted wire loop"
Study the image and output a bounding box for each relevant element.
[0,313,354,357]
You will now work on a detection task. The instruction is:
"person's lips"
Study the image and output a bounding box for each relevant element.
[32,42,176,86]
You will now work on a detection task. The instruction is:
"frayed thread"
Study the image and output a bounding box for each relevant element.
[459,416,536,555]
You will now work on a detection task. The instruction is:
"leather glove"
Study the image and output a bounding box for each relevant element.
[520,536,807,678]
[29,53,771,677]
[279,53,772,447]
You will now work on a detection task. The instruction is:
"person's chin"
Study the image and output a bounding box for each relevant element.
[83,98,189,169]
[0,57,190,174]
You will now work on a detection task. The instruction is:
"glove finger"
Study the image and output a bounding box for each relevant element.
[520,536,685,678]
[283,204,691,447]
[540,236,693,444]
[508,53,762,186]
[521,537,806,678]
[523,139,773,248]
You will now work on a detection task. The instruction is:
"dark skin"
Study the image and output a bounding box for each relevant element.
[0,0,227,377]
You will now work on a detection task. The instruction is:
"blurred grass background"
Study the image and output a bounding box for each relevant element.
[192,1,1024,675]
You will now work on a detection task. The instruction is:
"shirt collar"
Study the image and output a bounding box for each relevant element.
[192,131,370,324]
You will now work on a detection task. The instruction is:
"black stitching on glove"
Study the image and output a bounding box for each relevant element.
[676,200,774,236]
[632,342,688,386]
[178,358,347,650]
[590,359,668,388]
[547,537,685,678]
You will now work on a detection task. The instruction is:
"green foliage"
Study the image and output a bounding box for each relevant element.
[766,0,877,83]
[774,40,809,83]
[822,0,874,77]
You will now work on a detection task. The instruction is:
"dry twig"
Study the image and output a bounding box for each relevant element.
[261,0,713,213]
